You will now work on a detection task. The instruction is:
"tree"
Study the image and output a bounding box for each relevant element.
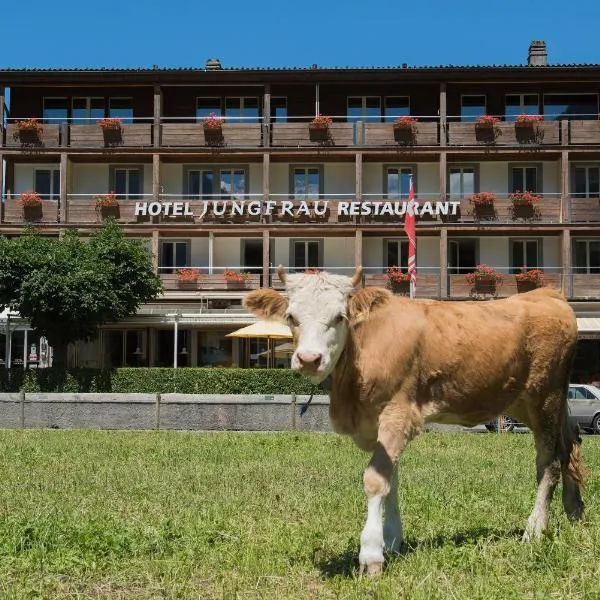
[0,222,163,367]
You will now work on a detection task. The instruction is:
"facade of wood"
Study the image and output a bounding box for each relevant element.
[2,41,600,377]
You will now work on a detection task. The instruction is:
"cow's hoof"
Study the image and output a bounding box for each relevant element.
[359,562,383,577]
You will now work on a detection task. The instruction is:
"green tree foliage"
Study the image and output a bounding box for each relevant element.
[0,222,163,365]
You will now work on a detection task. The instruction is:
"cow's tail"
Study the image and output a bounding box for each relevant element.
[559,400,587,488]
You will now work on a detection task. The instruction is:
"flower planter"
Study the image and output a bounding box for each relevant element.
[22,204,43,221]
[102,127,122,146]
[516,280,541,293]
[203,126,224,146]
[97,205,121,220]
[514,122,538,144]
[388,281,410,295]
[472,203,496,221]
[308,124,330,142]
[474,123,498,144]
[511,202,537,221]
[177,280,199,290]
[16,129,43,146]
[226,280,248,289]
[471,278,498,296]
[392,125,416,145]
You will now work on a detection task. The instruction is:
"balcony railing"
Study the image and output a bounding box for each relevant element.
[159,267,262,292]
[3,117,600,149]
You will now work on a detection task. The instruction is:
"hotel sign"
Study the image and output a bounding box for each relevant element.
[134,200,461,219]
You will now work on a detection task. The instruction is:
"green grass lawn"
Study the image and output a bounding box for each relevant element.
[0,430,598,600]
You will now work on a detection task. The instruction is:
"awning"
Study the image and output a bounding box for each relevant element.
[577,318,600,339]
[226,321,292,339]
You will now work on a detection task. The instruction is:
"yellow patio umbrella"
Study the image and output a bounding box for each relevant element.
[226,321,293,367]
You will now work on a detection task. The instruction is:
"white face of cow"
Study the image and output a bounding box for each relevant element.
[283,271,359,384]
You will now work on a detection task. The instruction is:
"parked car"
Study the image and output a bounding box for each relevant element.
[567,384,600,434]
[484,416,521,432]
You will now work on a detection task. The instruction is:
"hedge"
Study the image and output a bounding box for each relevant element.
[0,368,324,395]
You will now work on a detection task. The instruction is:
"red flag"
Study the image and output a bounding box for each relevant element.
[404,176,417,297]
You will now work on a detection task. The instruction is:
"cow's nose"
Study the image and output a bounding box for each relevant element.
[297,352,322,370]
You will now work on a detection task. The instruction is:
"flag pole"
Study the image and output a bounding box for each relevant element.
[404,175,417,299]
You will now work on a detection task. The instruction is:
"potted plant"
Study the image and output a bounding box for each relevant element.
[303,268,321,274]
[474,115,501,143]
[392,116,418,144]
[223,269,251,288]
[469,191,497,220]
[384,266,411,294]
[309,114,332,142]
[515,267,544,293]
[13,118,44,144]
[94,192,120,219]
[97,117,123,145]
[514,114,543,127]
[202,112,225,145]
[509,190,541,220]
[18,191,43,221]
[176,268,202,288]
[466,264,503,297]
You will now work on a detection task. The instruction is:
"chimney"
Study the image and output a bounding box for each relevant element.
[205,58,222,71]
[528,41,547,66]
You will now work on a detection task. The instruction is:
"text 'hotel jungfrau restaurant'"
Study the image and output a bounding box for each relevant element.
[2,40,600,380]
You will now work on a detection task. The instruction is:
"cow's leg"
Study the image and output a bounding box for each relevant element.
[359,404,420,575]
[560,415,585,522]
[383,463,403,553]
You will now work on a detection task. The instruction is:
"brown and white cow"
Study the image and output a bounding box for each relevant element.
[244,266,585,575]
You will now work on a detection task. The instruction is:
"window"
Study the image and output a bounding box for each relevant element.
[568,386,595,400]
[72,97,105,124]
[347,97,381,123]
[510,239,540,273]
[510,165,539,193]
[291,239,322,270]
[199,331,233,367]
[34,169,60,200]
[271,97,287,122]
[543,94,598,120]
[292,166,322,199]
[109,98,134,123]
[384,239,408,270]
[196,97,221,120]
[219,168,246,199]
[160,240,190,274]
[43,98,68,124]
[103,330,147,367]
[448,166,476,198]
[385,166,414,199]
[573,240,600,274]
[112,167,142,199]
[187,169,215,198]
[156,329,190,367]
[384,97,410,122]
[572,166,600,198]
[448,239,477,274]
[505,94,539,121]
[225,97,259,123]
[461,95,486,122]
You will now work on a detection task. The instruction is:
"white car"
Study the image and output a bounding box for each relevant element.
[568,384,600,434]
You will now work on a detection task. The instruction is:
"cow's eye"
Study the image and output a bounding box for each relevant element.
[333,314,345,325]
[287,314,299,327]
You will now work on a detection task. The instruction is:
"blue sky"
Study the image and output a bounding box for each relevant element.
[3,0,600,69]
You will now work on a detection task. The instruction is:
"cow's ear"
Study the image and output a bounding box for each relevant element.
[244,289,289,321]
[348,287,392,325]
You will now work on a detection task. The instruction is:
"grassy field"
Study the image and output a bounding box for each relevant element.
[0,430,598,600]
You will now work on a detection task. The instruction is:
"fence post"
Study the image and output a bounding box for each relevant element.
[291,394,297,430]
[155,392,161,431]
[19,388,25,429]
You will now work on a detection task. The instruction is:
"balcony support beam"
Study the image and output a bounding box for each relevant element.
[439,82,446,147]
[439,151,447,200]
[0,152,3,223]
[355,229,363,276]
[153,84,162,148]
[152,154,161,202]
[439,228,448,299]
[355,152,362,201]
[561,150,569,223]
[262,152,270,224]
[263,84,270,148]
[0,86,5,145]
[562,229,572,298]
[263,229,270,287]
[151,230,159,275]
[60,153,68,223]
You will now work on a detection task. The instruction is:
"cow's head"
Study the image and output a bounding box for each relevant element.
[244,266,363,383]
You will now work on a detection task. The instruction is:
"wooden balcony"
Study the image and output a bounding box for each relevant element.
[567,197,600,222]
[447,121,560,146]
[572,274,600,298]
[452,196,561,224]
[65,197,151,224]
[363,122,438,146]
[69,124,153,148]
[160,273,261,292]
[449,274,562,298]
[161,123,262,147]
[364,273,440,298]
[569,121,600,144]
[271,123,355,147]
[5,124,60,148]
[2,198,59,223]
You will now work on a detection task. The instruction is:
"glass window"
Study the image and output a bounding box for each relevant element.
[109,98,134,124]
[511,239,539,273]
[225,97,259,123]
[293,167,321,199]
[543,94,598,120]
[199,331,233,367]
[572,166,600,198]
[292,240,321,270]
[573,240,600,274]
[196,97,221,120]
[448,167,475,199]
[34,169,60,200]
[43,98,68,124]
[505,94,539,121]
[347,97,380,123]
[384,97,410,122]
[386,167,413,199]
[271,97,287,122]
[448,239,477,274]
[72,97,105,124]
[188,169,214,198]
[511,166,538,193]
[160,240,189,274]
[104,330,123,368]
[385,240,408,270]
[114,168,142,199]
[461,95,486,122]
[219,169,246,199]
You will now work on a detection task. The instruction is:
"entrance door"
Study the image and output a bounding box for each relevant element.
[242,238,274,286]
